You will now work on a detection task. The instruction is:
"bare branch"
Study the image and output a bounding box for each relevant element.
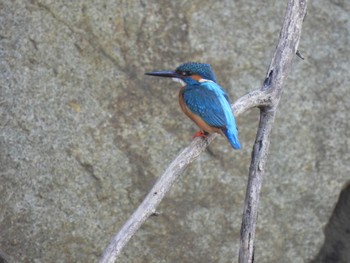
[238,1,308,262]
[99,88,272,263]
[99,1,307,263]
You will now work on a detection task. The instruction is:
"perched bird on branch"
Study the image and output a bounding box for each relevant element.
[146,62,241,149]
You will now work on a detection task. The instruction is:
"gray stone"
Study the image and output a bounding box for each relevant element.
[0,0,349,262]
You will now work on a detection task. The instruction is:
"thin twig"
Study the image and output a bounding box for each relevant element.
[238,0,308,262]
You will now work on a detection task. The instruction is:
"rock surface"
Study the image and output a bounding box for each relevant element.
[0,0,349,262]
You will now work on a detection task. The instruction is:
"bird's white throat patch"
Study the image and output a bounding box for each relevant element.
[172,78,186,87]
[172,78,213,87]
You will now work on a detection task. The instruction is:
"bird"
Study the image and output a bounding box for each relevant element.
[145,62,241,149]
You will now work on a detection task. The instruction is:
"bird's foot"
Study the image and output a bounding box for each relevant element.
[192,131,208,139]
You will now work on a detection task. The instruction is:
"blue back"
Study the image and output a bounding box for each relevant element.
[183,81,241,149]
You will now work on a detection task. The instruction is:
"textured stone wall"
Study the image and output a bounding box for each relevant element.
[0,0,349,262]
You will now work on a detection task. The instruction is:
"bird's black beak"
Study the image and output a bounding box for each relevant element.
[145,70,183,79]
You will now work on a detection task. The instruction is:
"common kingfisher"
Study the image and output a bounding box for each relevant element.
[145,62,241,149]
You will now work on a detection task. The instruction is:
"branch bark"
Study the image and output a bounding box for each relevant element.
[99,1,307,263]
[239,1,307,262]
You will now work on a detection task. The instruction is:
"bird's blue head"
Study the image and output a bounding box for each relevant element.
[175,62,217,83]
[145,62,217,86]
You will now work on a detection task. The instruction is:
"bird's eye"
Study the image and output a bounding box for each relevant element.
[176,70,192,77]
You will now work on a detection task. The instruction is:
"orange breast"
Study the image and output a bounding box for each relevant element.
[178,87,223,135]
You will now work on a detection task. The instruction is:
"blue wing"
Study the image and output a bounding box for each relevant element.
[183,81,241,149]
[183,84,226,128]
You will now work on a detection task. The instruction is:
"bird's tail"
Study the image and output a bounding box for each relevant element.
[224,129,241,150]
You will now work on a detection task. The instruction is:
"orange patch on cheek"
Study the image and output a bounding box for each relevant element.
[191,74,202,81]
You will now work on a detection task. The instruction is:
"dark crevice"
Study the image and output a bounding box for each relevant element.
[262,70,274,91]
[310,182,350,263]
[0,254,8,263]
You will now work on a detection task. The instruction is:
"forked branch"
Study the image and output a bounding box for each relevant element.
[99,1,307,263]
[99,89,271,263]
